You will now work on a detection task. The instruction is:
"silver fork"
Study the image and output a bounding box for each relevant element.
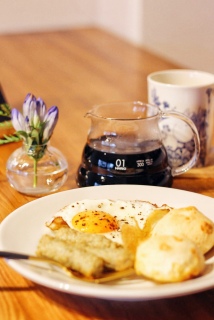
[0,251,136,283]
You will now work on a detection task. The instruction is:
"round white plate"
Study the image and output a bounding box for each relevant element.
[0,185,214,301]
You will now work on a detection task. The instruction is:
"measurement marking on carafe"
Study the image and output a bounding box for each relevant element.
[136,159,154,167]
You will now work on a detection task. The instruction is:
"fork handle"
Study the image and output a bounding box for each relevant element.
[0,251,30,260]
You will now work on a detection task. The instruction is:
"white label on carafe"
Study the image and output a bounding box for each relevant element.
[115,158,126,171]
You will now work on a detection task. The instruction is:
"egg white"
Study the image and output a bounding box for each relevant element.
[51,199,158,245]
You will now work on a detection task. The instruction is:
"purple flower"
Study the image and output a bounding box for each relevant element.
[10,93,59,188]
[11,93,59,145]
[11,108,25,132]
[43,106,59,142]
[23,94,36,120]
[36,97,47,121]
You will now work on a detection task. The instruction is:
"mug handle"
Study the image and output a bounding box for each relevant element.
[160,111,200,176]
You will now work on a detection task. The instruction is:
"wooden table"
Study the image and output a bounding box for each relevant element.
[0,28,214,320]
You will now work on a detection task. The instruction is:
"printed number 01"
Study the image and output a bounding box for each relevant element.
[116,159,125,167]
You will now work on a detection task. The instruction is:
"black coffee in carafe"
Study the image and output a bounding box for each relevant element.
[77,101,200,188]
[77,138,173,187]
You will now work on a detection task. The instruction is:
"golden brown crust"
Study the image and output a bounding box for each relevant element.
[152,206,214,254]
[135,235,205,283]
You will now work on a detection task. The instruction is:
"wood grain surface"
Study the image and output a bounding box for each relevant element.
[0,28,214,320]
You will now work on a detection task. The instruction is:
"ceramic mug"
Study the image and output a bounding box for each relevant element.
[147,69,214,167]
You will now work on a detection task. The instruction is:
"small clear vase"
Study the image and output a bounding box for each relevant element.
[6,142,68,196]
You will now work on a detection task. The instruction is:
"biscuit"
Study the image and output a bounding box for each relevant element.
[135,235,205,282]
[152,206,214,254]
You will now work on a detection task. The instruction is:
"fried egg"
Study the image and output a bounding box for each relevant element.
[48,199,159,244]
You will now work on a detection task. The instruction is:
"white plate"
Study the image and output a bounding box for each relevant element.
[0,185,214,301]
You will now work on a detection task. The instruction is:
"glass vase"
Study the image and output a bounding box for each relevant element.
[6,142,68,196]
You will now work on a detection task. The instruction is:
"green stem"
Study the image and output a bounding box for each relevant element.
[33,158,38,188]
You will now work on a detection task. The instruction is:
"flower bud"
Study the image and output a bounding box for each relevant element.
[11,109,25,131]
[43,106,59,141]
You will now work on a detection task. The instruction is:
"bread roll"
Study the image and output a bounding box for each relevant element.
[152,206,214,254]
[135,235,205,282]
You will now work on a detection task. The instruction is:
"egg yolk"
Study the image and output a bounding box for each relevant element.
[72,210,118,233]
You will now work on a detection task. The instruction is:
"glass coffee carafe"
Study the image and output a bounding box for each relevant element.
[77,101,200,187]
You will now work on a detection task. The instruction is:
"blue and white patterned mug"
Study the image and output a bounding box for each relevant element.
[147,69,214,167]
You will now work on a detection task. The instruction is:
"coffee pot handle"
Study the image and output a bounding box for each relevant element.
[160,111,200,176]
